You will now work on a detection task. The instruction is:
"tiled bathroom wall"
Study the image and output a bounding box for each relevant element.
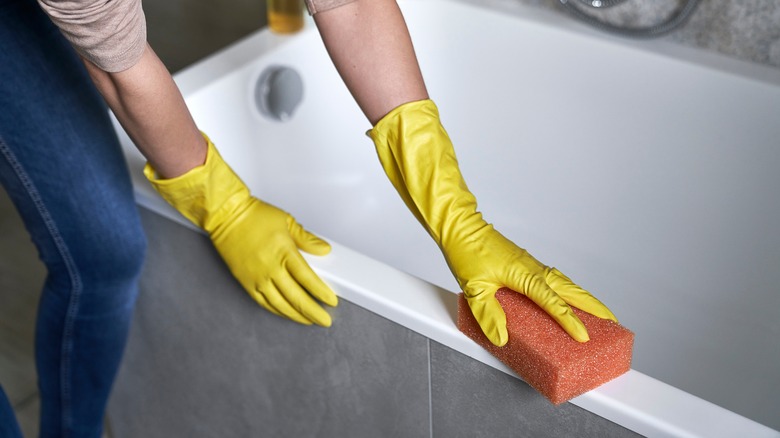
[106,208,641,437]
[475,0,780,69]
[144,0,267,73]
[144,0,780,74]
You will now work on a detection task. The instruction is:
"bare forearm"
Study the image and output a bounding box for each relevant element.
[313,0,428,125]
[82,44,206,179]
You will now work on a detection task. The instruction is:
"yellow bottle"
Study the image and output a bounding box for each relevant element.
[267,0,305,34]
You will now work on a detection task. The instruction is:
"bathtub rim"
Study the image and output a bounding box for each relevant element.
[122,0,780,436]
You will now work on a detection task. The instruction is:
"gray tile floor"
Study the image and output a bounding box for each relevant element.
[0,1,266,435]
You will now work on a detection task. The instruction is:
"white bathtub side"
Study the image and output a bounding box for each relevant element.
[121,180,780,438]
[115,0,780,436]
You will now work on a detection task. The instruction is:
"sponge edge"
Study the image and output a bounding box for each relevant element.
[457,288,634,405]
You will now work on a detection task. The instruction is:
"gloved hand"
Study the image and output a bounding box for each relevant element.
[369,99,617,346]
[144,133,337,326]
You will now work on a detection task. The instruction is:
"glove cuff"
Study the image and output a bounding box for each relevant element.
[368,99,439,144]
[368,99,484,247]
[143,132,250,233]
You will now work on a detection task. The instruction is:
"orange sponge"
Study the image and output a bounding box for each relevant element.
[457,288,634,404]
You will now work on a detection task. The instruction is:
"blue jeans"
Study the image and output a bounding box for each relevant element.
[0,0,147,436]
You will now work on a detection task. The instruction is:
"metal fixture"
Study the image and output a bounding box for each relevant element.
[559,0,701,38]
[254,65,304,121]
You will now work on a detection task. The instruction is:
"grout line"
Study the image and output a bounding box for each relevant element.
[427,338,433,438]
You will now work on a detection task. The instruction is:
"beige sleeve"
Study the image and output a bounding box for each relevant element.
[37,0,147,72]
[305,0,358,15]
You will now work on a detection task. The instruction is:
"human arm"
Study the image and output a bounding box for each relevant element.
[312,0,617,345]
[39,1,337,325]
[88,47,337,325]
[81,44,207,178]
[312,0,428,125]
[38,0,204,177]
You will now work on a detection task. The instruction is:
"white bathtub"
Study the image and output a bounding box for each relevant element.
[114,0,780,436]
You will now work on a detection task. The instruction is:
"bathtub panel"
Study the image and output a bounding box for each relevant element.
[429,341,641,438]
[107,208,430,438]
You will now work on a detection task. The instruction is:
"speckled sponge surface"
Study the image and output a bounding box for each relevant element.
[457,288,634,405]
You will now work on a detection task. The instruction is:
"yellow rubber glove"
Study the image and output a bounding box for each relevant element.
[369,100,617,346]
[143,133,337,326]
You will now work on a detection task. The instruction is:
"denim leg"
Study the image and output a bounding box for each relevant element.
[0,0,147,436]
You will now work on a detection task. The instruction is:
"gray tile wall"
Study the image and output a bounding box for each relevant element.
[106,207,640,436]
[144,0,780,74]
[108,208,431,437]
[479,0,780,69]
[430,341,641,437]
[144,0,267,73]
